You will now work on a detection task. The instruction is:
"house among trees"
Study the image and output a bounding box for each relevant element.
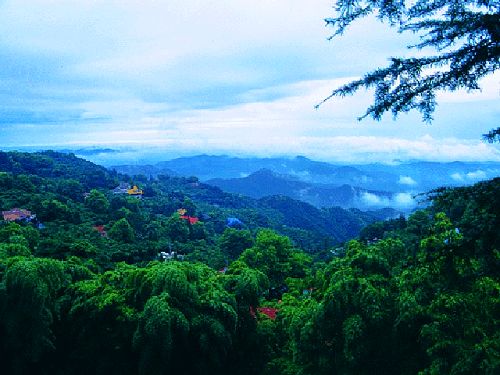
[2,208,36,222]
[257,307,279,320]
[180,215,199,225]
[112,182,130,194]
[158,251,185,261]
[93,225,108,237]
[112,182,143,197]
[249,306,279,320]
[127,185,143,196]
[226,217,244,228]
[177,208,199,224]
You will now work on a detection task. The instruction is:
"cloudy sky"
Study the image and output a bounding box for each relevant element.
[1,0,499,162]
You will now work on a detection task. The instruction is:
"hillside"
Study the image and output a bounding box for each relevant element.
[0,151,396,253]
[0,150,118,189]
[1,151,498,375]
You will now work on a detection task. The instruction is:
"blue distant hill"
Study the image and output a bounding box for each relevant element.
[111,155,500,211]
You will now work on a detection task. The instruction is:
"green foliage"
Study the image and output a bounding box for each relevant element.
[240,229,311,287]
[84,189,110,214]
[0,222,39,250]
[0,150,118,189]
[127,261,239,374]
[219,227,254,260]
[165,213,190,242]
[224,260,269,306]
[0,258,69,372]
[0,151,498,374]
[39,198,80,223]
[133,293,189,375]
[108,218,135,243]
[299,242,395,374]
[429,178,500,275]
[0,243,31,258]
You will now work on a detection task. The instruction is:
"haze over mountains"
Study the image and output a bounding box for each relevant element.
[110,154,500,211]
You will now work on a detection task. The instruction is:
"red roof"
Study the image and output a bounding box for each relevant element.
[180,215,199,224]
[2,208,33,222]
[257,307,279,320]
[93,225,108,237]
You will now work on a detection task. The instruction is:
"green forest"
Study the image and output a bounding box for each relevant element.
[0,151,498,374]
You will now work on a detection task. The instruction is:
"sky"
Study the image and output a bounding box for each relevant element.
[1,0,499,163]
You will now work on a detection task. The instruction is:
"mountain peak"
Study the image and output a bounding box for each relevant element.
[250,168,276,177]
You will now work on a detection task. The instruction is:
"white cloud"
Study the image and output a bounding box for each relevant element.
[361,192,387,206]
[451,173,465,182]
[0,0,334,74]
[451,170,489,183]
[466,170,487,180]
[0,0,499,163]
[398,176,417,186]
[3,76,500,164]
[360,192,415,209]
[394,193,415,207]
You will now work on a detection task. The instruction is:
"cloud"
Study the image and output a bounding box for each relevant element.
[394,193,415,207]
[398,176,417,186]
[0,1,499,163]
[1,77,499,164]
[451,173,464,182]
[466,170,487,180]
[451,169,489,183]
[3,81,499,163]
[360,192,416,209]
[361,192,388,206]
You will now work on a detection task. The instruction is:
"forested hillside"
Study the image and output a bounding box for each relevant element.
[0,151,498,374]
[0,151,397,254]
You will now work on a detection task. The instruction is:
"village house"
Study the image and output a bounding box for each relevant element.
[2,208,36,222]
[93,225,108,237]
[112,182,130,194]
[112,183,143,198]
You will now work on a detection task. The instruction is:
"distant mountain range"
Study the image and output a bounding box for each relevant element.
[206,169,393,210]
[110,155,500,211]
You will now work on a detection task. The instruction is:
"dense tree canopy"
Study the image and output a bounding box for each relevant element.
[319,0,500,138]
[0,151,498,374]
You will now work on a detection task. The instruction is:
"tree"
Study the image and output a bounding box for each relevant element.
[108,218,136,243]
[218,228,254,260]
[84,189,110,214]
[0,258,69,373]
[164,213,190,243]
[319,0,500,137]
[239,229,311,288]
[65,271,137,375]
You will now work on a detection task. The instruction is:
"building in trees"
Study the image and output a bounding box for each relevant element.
[2,208,36,222]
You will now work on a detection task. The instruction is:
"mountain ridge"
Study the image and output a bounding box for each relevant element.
[206,168,394,210]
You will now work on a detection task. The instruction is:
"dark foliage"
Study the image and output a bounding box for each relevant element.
[0,151,498,374]
[318,0,500,130]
